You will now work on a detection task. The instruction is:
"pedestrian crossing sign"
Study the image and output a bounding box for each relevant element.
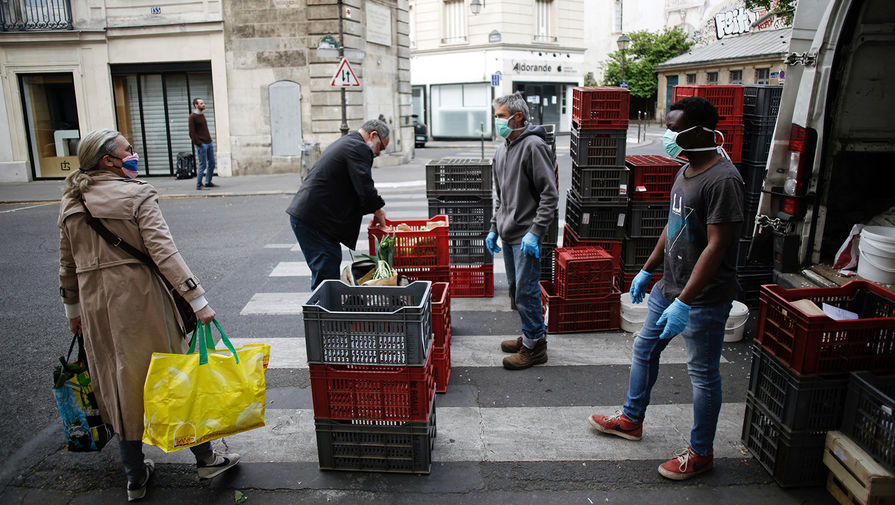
[330,58,360,87]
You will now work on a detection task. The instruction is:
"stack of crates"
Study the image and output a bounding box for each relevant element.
[742,280,895,488]
[304,280,438,474]
[737,85,782,303]
[620,155,682,291]
[540,246,620,333]
[426,158,494,297]
[537,124,560,283]
[672,85,745,163]
[564,86,629,281]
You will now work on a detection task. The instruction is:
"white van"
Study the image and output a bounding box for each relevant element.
[753,0,895,288]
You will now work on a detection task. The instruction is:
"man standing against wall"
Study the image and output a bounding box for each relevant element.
[486,93,558,370]
[189,98,215,190]
[286,119,390,289]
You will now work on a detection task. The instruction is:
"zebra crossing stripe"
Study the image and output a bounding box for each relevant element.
[142,403,748,464]
[226,335,725,368]
[240,293,310,315]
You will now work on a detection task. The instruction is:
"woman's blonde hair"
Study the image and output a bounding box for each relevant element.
[63,128,121,198]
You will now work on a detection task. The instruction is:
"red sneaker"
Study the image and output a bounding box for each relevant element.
[588,411,643,441]
[658,447,713,480]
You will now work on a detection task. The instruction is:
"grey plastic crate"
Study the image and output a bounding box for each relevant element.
[315,401,436,474]
[303,280,433,366]
[427,195,493,234]
[570,128,627,167]
[570,164,629,203]
[447,232,493,265]
[743,85,783,118]
[426,158,492,195]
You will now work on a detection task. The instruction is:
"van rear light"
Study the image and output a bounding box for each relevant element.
[782,124,817,216]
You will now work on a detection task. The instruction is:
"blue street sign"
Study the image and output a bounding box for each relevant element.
[620,79,628,89]
[491,73,501,87]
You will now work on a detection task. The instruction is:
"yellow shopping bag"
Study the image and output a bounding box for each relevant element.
[142,320,269,452]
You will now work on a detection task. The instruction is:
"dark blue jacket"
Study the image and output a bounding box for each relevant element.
[286,132,385,249]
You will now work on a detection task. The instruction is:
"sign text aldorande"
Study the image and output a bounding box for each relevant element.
[513,62,552,73]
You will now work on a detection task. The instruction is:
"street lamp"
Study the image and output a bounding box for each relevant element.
[470,0,483,15]
[617,33,630,85]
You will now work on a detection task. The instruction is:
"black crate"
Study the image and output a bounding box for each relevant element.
[428,195,493,234]
[570,164,629,203]
[540,244,556,282]
[743,85,783,118]
[737,264,773,308]
[425,158,492,195]
[622,235,663,273]
[741,394,828,488]
[841,371,895,473]
[570,127,626,167]
[748,343,850,431]
[627,201,667,238]
[315,402,436,474]
[743,116,776,164]
[742,191,761,239]
[564,190,626,240]
[448,232,493,265]
[738,161,766,195]
[544,209,559,245]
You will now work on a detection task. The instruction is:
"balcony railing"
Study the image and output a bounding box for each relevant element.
[1,0,73,32]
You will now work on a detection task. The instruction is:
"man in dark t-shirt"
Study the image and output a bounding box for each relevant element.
[589,97,744,481]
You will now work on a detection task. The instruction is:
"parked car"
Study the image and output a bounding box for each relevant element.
[412,115,427,148]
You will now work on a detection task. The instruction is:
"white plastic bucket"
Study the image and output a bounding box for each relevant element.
[620,292,650,333]
[858,226,895,284]
[621,312,644,333]
[724,300,750,342]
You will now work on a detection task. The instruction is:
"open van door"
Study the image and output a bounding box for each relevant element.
[753,0,895,287]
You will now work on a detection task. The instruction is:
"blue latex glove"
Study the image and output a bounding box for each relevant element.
[656,298,692,340]
[520,232,540,258]
[630,269,653,304]
[485,231,501,255]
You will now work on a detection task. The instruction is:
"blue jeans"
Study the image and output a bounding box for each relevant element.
[290,215,341,290]
[196,142,215,186]
[502,243,546,348]
[622,287,731,456]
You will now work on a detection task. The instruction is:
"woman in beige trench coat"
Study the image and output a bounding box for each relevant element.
[58,129,239,501]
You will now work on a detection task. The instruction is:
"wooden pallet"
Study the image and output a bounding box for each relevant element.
[824,431,895,505]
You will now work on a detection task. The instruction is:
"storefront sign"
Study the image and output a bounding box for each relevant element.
[714,7,761,39]
[39,156,79,178]
[512,61,554,73]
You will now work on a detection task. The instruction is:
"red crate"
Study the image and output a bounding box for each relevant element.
[309,350,436,422]
[555,247,616,298]
[450,264,494,297]
[368,215,450,268]
[672,85,745,121]
[571,87,630,130]
[755,281,895,375]
[394,265,451,285]
[432,336,451,394]
[562,225,621,273]
[618,269,663,292]
[717,122,744,163]
[432,282,451,348]
[625,155,683,201]
[540,281,621,333]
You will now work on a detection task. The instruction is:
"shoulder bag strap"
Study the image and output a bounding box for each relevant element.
[79,198,175,291]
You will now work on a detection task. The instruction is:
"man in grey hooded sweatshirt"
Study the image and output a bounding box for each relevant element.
[486,93,559,370]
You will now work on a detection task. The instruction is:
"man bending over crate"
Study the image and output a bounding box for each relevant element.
[589,96,744,480]
[286,119,389,289]
[486,93,559,370]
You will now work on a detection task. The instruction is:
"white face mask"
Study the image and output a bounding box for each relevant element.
[663,125,730,160]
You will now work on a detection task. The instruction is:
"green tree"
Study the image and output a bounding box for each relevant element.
[600,27,693,99]
[745,0,797,25]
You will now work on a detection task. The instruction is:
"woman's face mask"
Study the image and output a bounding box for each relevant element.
[662,125,727,159]
[122,153,140,179]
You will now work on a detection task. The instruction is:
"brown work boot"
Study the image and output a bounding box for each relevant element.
[500,336,523,353]
[502,339,548,370]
